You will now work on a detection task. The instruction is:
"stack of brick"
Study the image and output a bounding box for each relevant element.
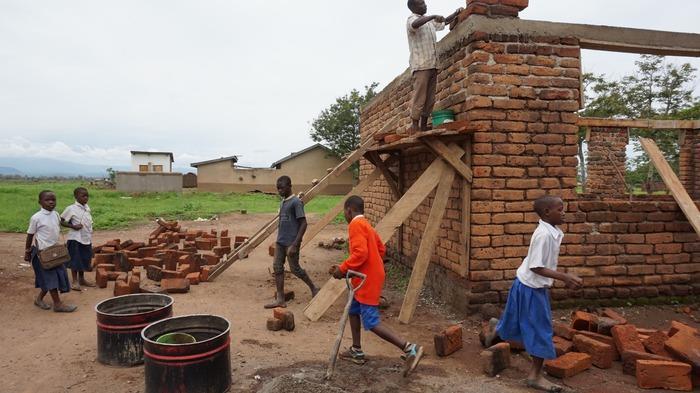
[459,0,529,21]
[91,221,242,296]
[541,308,698,390]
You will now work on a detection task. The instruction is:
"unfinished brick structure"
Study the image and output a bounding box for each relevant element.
[359,1,700,312]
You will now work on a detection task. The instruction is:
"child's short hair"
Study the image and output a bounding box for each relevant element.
[534,195,562,217]
[276,175,291,186]
[344,195,364,213]
[74,187,88,197]
[38,190,53,200]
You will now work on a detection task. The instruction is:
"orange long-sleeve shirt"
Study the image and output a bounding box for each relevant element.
[339,215,386,306]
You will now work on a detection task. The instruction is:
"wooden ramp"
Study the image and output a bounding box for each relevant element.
[639,138,700,235]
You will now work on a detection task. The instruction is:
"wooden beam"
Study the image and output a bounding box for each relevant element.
[577,117,700,130]
[639,138,700,236]
[460,137,472,278]
[304,147,466,321]
[365,151,401,200]
[300,168,382,250]
[422,138,473,183]
[398,166,456,324]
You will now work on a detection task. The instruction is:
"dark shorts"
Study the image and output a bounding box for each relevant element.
[66,240,93,272]
[349,299,380,331]
[31,247,70,293]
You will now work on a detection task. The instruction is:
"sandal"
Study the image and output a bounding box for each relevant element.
[526,379,563,393]
[34,298,51,310]
[80,280,96,288]
[53,303,78,313]
[71,284,82,292]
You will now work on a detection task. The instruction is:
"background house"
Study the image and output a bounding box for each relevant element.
[130,151,174,172]
[192,144,353,194]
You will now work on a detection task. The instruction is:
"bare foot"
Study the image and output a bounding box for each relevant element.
[526,376,562,392]
[264,299,286,309]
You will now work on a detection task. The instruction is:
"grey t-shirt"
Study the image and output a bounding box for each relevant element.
[277,196,305,247]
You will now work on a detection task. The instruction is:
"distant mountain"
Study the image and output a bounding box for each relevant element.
[0,157,193,177]
[0,166,23,175]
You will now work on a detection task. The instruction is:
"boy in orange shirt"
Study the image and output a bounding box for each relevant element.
[329,195,424,377]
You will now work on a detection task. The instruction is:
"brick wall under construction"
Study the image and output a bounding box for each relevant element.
[359,6,700,313]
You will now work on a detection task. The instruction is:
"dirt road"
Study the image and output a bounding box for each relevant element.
[0,213,697,392]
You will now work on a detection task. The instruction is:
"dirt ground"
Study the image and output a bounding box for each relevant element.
[0,212,698,393]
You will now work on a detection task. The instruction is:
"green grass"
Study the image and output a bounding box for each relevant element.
[0,180,343,233]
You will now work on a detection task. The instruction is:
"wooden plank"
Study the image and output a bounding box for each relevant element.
[460,137,472,278]
[577,117,699,130]
[365,152,401,200]
[398,166,456,323]
[422,138,473,183]
[304,145,467,321]
[639,138,700,236]
[300,167,383,250]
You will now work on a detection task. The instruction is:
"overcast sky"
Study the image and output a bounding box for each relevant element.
[0,0,698,169]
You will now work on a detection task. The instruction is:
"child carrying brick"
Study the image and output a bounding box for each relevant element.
[25,190,77,312]
[406,0,463,132]
[329,196,424,377]
[264,176,318,308]
[483,195,582,392]
[61,187,95,291]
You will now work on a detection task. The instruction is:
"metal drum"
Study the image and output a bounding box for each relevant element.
[95,293,174,366]
[142,314,231,393]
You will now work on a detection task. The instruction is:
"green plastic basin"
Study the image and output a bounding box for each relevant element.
[432,109,455,126]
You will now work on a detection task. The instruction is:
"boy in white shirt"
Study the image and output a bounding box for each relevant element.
[25,190,77,312]
[483,196,582,392]
[61,187,95,291]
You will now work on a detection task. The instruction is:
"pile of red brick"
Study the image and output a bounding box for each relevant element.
[92,220,248,296]
[544,309,699,391]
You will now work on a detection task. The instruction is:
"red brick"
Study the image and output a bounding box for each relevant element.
[601,308,628,324]
[544,352,591,378]
[269,244,276,257]
[621,350,673,375]
[434,325,463,357]
[668,320,698,337]
[114,280,131,297]
[94,253,115,265]
[199,251,220,265]
[266,317,284,331]
[664,331,700,375]
[195,238,214,251]
[643,331,671,357]
[553,321,576,340]
[571,311,598,331]
[480,342,511,377]
[612,324,645,354]
[596,317,624,336]
[553,336,573,356]
[573,334,615,368]
[128,273,141,293]
[273,308,295,331]
[199,265,213,282]
[162,269,185,279]
[636,360,692,391]
[160,278,190,294]
[220,237,231,247]
[186,272,201,285]
[96,268,109,288]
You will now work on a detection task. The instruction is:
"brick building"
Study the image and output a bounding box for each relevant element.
[359,0,700,313]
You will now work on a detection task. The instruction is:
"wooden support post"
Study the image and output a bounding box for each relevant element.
[304,144,466,321]
[460,137,472,278]
[397,166,456,323]
[365,151,401,200]
[422,138,473,182]
[640,138,700,235]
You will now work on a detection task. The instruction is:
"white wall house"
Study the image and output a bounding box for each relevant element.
[130,151,174,173]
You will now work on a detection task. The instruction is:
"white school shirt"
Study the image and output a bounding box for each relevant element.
[61,202,93,245]
[407,14,445,72]
[516,220,564,289]
[27,208,61,250]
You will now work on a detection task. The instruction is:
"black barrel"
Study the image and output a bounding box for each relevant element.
[95,293,174,366]
[142,314,231,393]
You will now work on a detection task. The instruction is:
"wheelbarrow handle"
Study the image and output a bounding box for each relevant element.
[345,269,367,291]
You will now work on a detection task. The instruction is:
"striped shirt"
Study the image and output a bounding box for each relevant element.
[407,14,445,72]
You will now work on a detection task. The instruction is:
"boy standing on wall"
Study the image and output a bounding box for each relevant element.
[407,0,462,132]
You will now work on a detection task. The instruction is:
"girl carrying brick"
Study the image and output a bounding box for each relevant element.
[61,187,95,291]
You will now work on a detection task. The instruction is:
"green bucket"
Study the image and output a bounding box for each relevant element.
[156,332,196,344]
[432,109,455,126]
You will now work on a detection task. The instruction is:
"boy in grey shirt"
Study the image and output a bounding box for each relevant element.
[265,176,319,308]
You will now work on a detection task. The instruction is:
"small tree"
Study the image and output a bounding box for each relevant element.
[106,167,116,183]
[310,83,379,177]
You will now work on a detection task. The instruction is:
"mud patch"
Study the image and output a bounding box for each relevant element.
[241,339,281,350]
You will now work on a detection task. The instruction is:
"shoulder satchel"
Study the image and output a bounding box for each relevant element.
[38,212,70,269]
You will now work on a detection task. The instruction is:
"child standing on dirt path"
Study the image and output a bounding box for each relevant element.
[25,190,77,312]
[264,176,319,309]
[483,195,582,392]
[61,187,95,291]
[329,195,424,377]
[406,0,463,132]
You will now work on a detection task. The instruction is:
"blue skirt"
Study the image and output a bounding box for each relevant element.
[31,247,70,293]
[496,278,556,359]
[66,240,93,271]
